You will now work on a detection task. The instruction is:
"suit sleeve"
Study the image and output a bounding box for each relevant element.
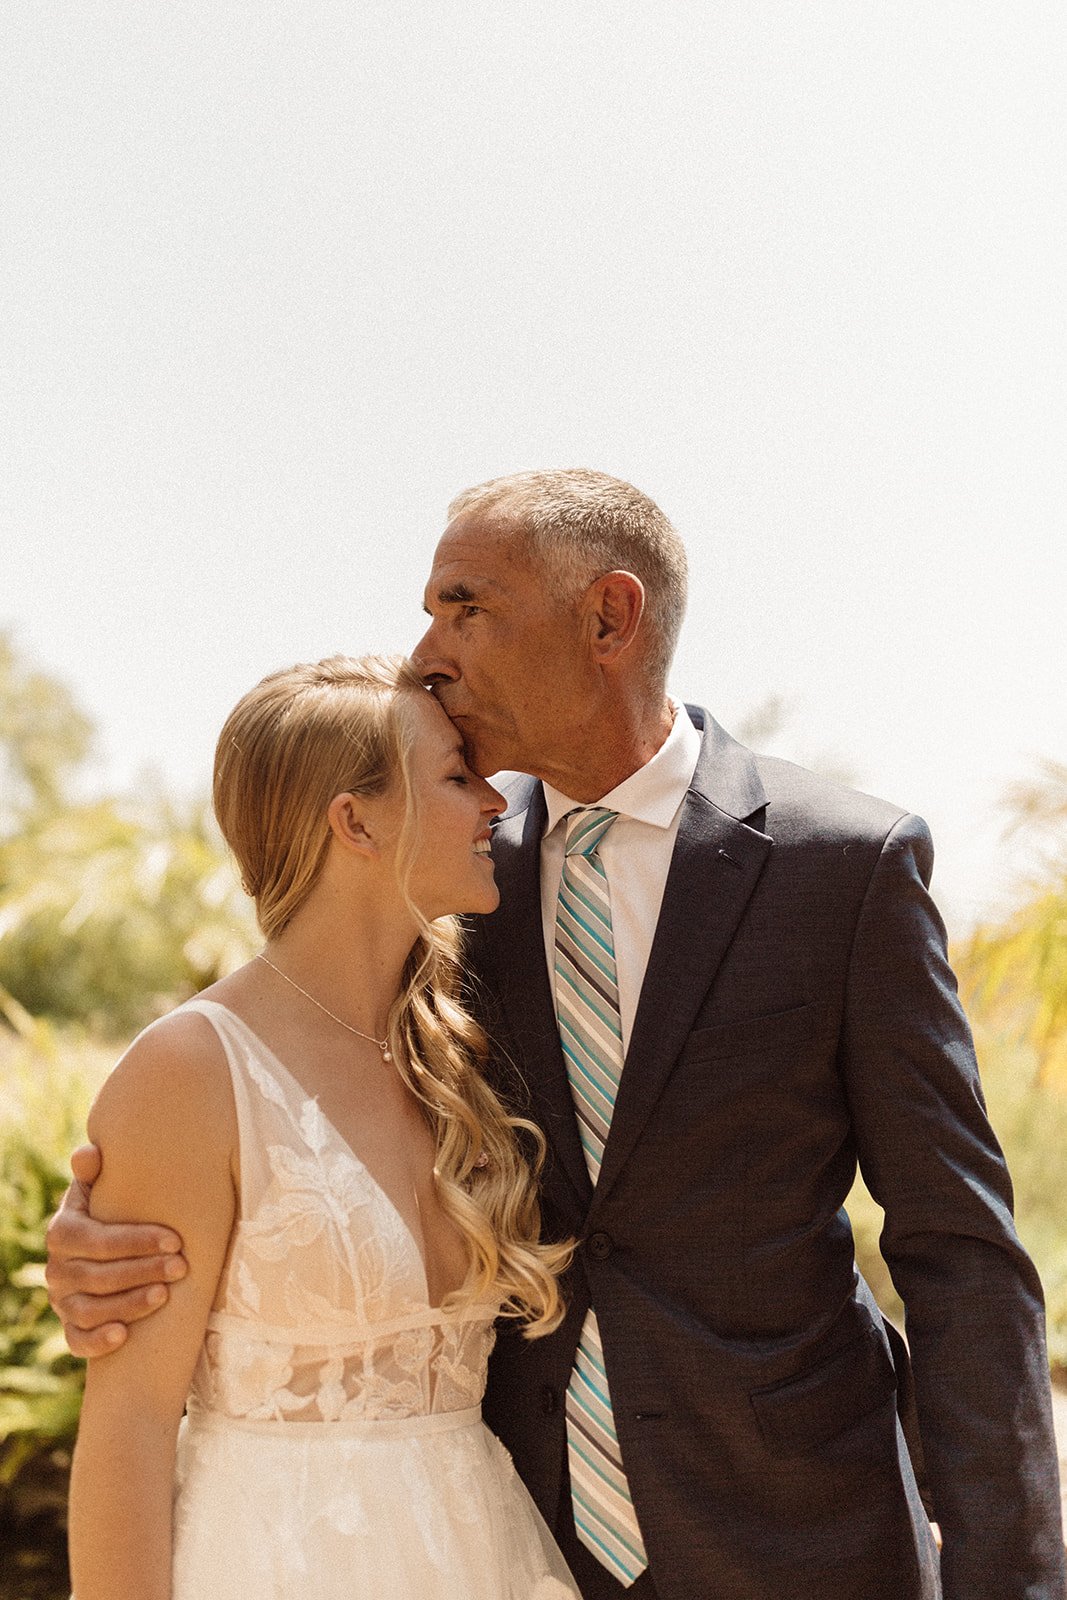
[839,813,1065,1600]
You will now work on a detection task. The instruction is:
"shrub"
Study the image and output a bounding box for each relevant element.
[0,1018,107,1600]
[0,796,255,1035]
[848,1020,1067,1375]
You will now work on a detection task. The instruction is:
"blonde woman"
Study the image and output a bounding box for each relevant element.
[68,656,578,1600]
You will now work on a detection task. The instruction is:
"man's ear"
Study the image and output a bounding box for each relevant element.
[326,792,380,857]
[586,570,645,663]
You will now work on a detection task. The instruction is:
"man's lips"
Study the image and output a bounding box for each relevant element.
[433,694,468,724]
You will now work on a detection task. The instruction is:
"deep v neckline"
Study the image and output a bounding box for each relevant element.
[191,998,448,1303]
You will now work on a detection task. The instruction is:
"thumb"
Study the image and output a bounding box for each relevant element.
[67,1142,103,1211]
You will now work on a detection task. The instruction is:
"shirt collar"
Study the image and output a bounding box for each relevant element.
[542,700,701,837]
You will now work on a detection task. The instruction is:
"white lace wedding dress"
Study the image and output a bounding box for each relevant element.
[170,1000,577,1599]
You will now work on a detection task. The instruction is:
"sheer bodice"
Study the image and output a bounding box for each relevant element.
[183,999,499,1424]
[167,999,577,1599]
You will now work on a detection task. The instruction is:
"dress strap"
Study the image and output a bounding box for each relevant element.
[176,998,295,1216]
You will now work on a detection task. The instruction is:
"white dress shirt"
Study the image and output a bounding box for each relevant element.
[539,703,702,1055]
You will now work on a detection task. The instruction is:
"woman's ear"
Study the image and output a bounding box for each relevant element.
[326,792,380,857]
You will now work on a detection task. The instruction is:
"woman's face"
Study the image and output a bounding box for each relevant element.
[395,691,506,921]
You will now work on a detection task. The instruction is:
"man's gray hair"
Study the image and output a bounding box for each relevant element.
[447,468,688,687]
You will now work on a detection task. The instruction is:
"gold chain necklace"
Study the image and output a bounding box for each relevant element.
[255,954,393,1062]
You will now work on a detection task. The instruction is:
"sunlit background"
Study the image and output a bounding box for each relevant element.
[3,2,1064,933]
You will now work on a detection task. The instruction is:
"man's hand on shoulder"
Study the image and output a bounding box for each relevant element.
[45,1141,188,1358]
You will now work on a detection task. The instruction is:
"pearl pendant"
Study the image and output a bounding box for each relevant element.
[382,1048,392,1062]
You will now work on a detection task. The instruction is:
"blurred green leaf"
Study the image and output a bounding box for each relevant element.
[0,632,93,831]
[957,762,1067,1089]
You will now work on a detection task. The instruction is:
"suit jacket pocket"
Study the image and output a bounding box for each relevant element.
[749,1326,897,1456]
[680,1000,829,1064]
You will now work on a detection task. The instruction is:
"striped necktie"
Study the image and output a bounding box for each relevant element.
[554,807,649,1587]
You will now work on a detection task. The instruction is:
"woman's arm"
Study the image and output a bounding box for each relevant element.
[68,1012,237,1600]
[46,1142,189,1356]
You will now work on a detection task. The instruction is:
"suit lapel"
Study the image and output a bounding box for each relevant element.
[482,783,593,1219]
[591,711,772,1207]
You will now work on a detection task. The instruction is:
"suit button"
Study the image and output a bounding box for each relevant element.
[540,1385,558,1416]
[587,1231,613,1260]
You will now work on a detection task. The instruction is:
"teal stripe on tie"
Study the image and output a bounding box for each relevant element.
[557,896,616,962]
[560,878,614,936]
[557,1002,622,1072]
[567,1414,628,1480]
[557,1043,615,1122]
[571,1484,646,1564]
[571,1361,613,1414]
[554,808,648,1587]
[556,976,622,1041]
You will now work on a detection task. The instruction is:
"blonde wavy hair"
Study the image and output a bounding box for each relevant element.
[213,654,571,1336]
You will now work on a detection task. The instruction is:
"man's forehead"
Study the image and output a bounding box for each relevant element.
[423,518,530,602]
[422,565,506,608]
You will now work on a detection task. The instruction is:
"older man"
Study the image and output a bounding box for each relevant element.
[48,470,1065,1599]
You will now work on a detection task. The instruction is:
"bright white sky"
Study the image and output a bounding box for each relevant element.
[2,2,1064,936]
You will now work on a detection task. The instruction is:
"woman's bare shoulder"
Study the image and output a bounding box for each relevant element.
[88,1007,234,1154]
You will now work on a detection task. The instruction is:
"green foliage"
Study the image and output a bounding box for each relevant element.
[0,630,257,1033]
[0,1018,108,1600]
[0,1015,103,1450]
[0,1138,84,1453]
[960,883,1067,1089]
[848,1021,1067,1374]
[957,760,1067,1089]
[0,792,256,1032]
[978,1026,1067,1373]
[0,632,93,831]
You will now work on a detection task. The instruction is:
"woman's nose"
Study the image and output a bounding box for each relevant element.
[481,780,507,817]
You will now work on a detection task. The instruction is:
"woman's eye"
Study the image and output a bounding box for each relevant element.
[449,772,470,785]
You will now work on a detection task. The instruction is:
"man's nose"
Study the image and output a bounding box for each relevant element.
[411,622,458,685]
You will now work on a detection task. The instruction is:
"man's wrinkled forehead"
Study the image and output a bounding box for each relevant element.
[422,515,537,610]
[421,567,507,612]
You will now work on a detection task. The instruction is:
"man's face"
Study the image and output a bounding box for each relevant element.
[413,513,590,779]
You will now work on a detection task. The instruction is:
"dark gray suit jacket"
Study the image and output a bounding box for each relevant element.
[468,708,1065,1600]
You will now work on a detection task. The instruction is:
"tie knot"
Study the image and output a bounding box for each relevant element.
[563,808,619,859]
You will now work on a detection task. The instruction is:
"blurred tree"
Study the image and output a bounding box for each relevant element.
[732,693,859,788]
[957,760,1067,1089]
[0,635,256,1035]
[0,790,256,1033]
[0,1010,106,1600]
[733,694,790,748]
[0,632,94,832]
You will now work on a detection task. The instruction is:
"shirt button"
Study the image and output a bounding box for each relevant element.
[587,1231,614,1260]
[540,1385,559,1416]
